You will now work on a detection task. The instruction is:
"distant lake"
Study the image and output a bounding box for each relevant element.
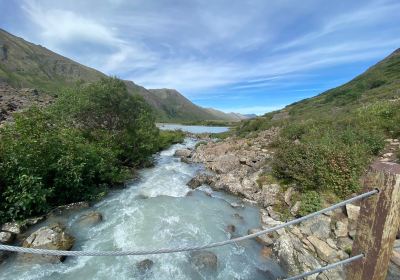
[157,123,230,134]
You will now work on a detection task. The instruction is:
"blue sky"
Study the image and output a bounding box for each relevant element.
[1,0,399,115]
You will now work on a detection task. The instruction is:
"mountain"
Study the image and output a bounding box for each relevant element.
[203,108,251,121]
[238,47,400,133]
[0,28,242,123]
[147,88,233,122]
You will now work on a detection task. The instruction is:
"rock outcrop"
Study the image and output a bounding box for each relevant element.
[20,223,74,263]
[188,128,280,208]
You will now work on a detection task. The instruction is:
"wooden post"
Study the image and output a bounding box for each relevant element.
[347,161,400,280]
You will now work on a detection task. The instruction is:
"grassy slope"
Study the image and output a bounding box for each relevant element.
[0,29,239,122]
[237,48,400,135]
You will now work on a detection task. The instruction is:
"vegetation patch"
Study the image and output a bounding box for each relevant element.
[0,78,181,223]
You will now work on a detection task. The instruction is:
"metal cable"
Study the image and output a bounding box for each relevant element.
[284,254,364,280]
[0,189,377,257]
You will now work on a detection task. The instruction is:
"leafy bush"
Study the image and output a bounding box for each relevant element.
[157,130,185,151]
[298,191,322,216]
[272,114,386,198]
[0,78,174,223]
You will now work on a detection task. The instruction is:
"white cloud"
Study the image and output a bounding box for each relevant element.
[16,0,400,114]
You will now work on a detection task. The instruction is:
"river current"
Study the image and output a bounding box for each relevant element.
[0,132,284,279]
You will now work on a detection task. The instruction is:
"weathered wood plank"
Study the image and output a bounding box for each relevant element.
[347,161,400,280]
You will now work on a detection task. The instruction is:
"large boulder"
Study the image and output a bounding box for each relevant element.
[75,211,103,227]
[189,251,218,271]
[20,223,74,263]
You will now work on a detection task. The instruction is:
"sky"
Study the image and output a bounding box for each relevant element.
[0,0,399,115]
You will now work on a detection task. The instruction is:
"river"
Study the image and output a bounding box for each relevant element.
[0,126,284,280]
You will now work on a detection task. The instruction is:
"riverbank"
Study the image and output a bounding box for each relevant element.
[0,137,285,279]
[175,129,400,279]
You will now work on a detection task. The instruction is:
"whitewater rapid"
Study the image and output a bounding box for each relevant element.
[0,138,284,280]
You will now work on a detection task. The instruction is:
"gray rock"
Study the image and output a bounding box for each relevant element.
[20,223,74,263]
[136,259,154,274]
[267,206,281,220]
[248,228,274,246]
[284,187,294,206]
[300,215,331,240]
[336,237,353,252]
[260,184,281,207]
[0,231,14,244]
[291,201,301,216]
[174,149,192,158]
[187,173,214,189]
[210,154,240,174]
[189,251,218,271]
[226,225,236,233]
[1,222,24,234]
[334,220,348,238]
[75,211,103,227]
[273,232,321,277]
[345,204,360,222]
[388,261,400,280]
[307,236,339,263]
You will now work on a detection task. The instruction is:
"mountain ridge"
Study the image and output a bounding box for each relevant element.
[0,28,246,123]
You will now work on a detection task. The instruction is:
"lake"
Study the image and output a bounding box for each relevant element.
[157,123,230,134]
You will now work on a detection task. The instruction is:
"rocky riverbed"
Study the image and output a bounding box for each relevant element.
[174,129,400,280]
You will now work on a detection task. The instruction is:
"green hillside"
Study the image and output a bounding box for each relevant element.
[235,48,400,212]
[0,28,241,123]
[238,48,400,135]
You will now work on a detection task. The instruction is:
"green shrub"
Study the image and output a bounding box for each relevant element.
[0,78,167,223]
[157,130,185,151]
[272,117,385,198]
[298,191,322,216]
